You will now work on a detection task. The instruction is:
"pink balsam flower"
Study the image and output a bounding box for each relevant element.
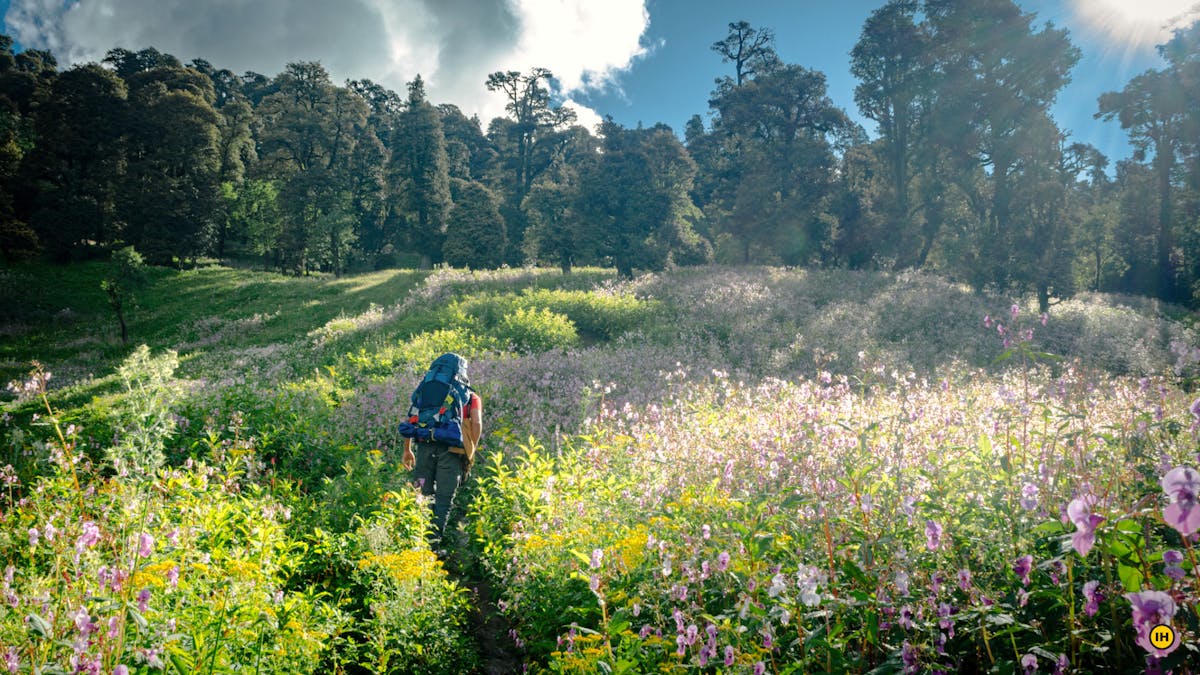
[1125,591,1178,657]
[1066,495,1103,557]
[1161,466,1200,535]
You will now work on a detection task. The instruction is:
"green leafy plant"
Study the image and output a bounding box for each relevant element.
[102,246,148,346]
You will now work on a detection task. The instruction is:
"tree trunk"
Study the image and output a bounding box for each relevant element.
[331,229,340,277]
[117,305,128,345]
[1156,142,1175,301]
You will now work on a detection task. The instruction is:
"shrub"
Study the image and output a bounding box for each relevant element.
[494,307,580,354]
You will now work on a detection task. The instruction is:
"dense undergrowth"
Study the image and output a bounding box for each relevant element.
[2,261,1200,673]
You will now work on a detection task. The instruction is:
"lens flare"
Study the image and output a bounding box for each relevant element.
[1071,0,1200,50]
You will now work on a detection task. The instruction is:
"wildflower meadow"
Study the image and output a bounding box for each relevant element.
[2,262,1200,673]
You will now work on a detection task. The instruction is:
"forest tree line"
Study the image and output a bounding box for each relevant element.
[1,0,1199,310]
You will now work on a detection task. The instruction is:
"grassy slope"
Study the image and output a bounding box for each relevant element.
[3,262,1198,418]
[2,262,427,400]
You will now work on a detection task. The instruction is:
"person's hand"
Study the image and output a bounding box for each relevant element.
[401,447,415,471]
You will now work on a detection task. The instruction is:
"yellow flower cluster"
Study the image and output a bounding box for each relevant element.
[357,549,440,583]
[131,559,180,589]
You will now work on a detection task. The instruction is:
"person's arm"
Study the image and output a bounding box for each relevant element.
[463,396,483,460]
[401,437,414,470]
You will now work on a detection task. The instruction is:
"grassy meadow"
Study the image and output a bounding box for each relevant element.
[2,261,1199,674]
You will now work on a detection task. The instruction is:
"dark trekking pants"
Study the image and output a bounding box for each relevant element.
[412,442,463,542]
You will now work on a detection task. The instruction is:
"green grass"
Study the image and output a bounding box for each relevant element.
[1,261,429,406]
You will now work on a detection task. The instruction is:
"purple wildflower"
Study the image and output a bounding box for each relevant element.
[114,667,128,675]
[768,573,787,598]
[937,602,955,638]
[899,605,914,630]
[4,648,16,674]
[724,645,735,666]
[753,662,766,675]
[167,565,179,589]
[925,520,943,551]
[1161,466,1200,535]
[895,570,910,595]
[1125,590,1179,657]
[1066,495,1103,557]
[1020,483,1039,511]
[28,527,38,547]
[72,607,96,636]
[1163,550,1185,581]
[589,574,600,593]
[1014,555,1033,586]
[137,588,151,613]
[138,532,154,558]
[75,522,100,553]
[717,551,730,572]
[1021,653,1038,674]
[1054,654,1068,675]
[1082,580,1101,617]
[902,640,919,674]
[957,568,972,592]
[589,548,603,570]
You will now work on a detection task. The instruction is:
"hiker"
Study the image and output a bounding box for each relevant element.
[399,353,482,546]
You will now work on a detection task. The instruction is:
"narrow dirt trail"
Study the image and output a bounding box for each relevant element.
[443,524,526,674]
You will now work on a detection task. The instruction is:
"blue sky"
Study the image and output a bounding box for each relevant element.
[572,0,1184,165]
[2,0,1193,165]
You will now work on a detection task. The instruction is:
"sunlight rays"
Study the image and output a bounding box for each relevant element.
[1071,0,1200,54]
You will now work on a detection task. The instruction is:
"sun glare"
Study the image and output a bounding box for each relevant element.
[1072,0,1200,50]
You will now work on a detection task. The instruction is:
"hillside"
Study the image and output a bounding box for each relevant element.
[2,262,1199,673]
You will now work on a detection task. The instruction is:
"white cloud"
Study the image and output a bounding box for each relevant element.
[3,0,651,128]
[561,98,605,134]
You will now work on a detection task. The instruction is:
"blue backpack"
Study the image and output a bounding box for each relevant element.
[398,353,472,447]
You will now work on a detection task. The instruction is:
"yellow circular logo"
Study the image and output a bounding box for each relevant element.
[1149,624,1176,650]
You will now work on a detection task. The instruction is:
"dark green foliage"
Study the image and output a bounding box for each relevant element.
[25,64,126,261]
[523,176,585,273]
[392,76,452,265]
[444,178,506,269]
[850,0,929,266]
[256,62,372,275]
[709,63,857,264]
[120,66,223,265]
[577,120,705,278]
